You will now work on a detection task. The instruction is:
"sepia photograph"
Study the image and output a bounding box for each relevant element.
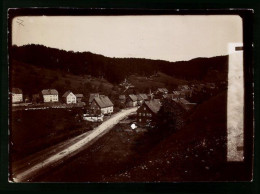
[8,9,254,182]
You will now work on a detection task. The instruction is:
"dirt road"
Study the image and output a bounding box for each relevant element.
[12,107,138,182]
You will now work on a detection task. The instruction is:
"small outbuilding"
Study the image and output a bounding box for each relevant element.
[11,88,23,103]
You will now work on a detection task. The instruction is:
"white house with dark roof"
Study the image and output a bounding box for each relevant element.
[11,88,23,103]
[41,89,59,103]
[62,91,76,104]
[90,95,114,115]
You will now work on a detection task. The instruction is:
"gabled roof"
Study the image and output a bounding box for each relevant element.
[41,89,58,95]
[62,91,75,98]
[119,95,126,100]
[136,94,143,101]
[75,94,84,98]
[144,99,161,114]
[139,94,148,100]
[93,96,113,108]
[12,88,22,94]
[173,91,181,95]
[158,88,168,93]
[128,94,138,102]
[89,93,99,103]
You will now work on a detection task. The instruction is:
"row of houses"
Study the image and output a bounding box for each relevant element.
[11,88,84,104]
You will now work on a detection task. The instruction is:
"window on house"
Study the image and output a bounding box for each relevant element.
[139,113,142,116]
[144,107,146,110]
[143,113,146,116]
[139,119,142,122]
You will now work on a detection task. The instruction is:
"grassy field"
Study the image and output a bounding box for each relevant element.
[105,90,251,182]
[10,108,97,162]
[32,116,147,182]
[30,89,251,182]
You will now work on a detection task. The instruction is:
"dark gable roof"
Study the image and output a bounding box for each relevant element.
[158,88,168,93]
[62,91,74,98]
[119,95,126,100]
[94,96,113,108]
[75,94,84,98]
[41,89,58,95]
[144,99,161,114]
[89,93,99,103]
[136,94,143,101]
[12,88,22,94]
[128,94,138,102]
[139,94,148,100]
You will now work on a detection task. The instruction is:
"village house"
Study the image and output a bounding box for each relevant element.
[126,94,138,107]
[90,95,114,115]
[156,88,168,94]
[178,85,190,91]
[62,91,77,104]
[75,94,84,103]
[83,110,104,122]
[172,91,186,99]
[136,94,148,105]
[119,95,126,104]
[41,89,59,103]
[11,88,23,103]
[89,93,100,104]
[136,99,161,125]
[155,88,168,99]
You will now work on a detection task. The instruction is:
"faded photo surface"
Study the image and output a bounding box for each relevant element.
[9,13,250,182]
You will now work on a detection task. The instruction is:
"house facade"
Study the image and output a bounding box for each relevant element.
[90,95,114,115]
[89,93,100,104]
[75,94,84,103]
[62,91,77,104]
[83,113,104,122]
[126,94,138,107]
[11,88,23,103]
[41,89,59,103]
[137,99,161,125]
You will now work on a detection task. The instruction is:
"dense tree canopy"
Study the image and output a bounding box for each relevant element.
[10,44,228,84]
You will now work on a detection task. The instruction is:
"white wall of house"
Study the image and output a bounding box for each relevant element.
[43,95,59,102]
[12,94,23,103]
[127,100,137,107]
[65,93,76,104]
[83,114,104,122]
[100,106,113,114]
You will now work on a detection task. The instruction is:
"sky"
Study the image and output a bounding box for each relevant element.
[12,15,242,62]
